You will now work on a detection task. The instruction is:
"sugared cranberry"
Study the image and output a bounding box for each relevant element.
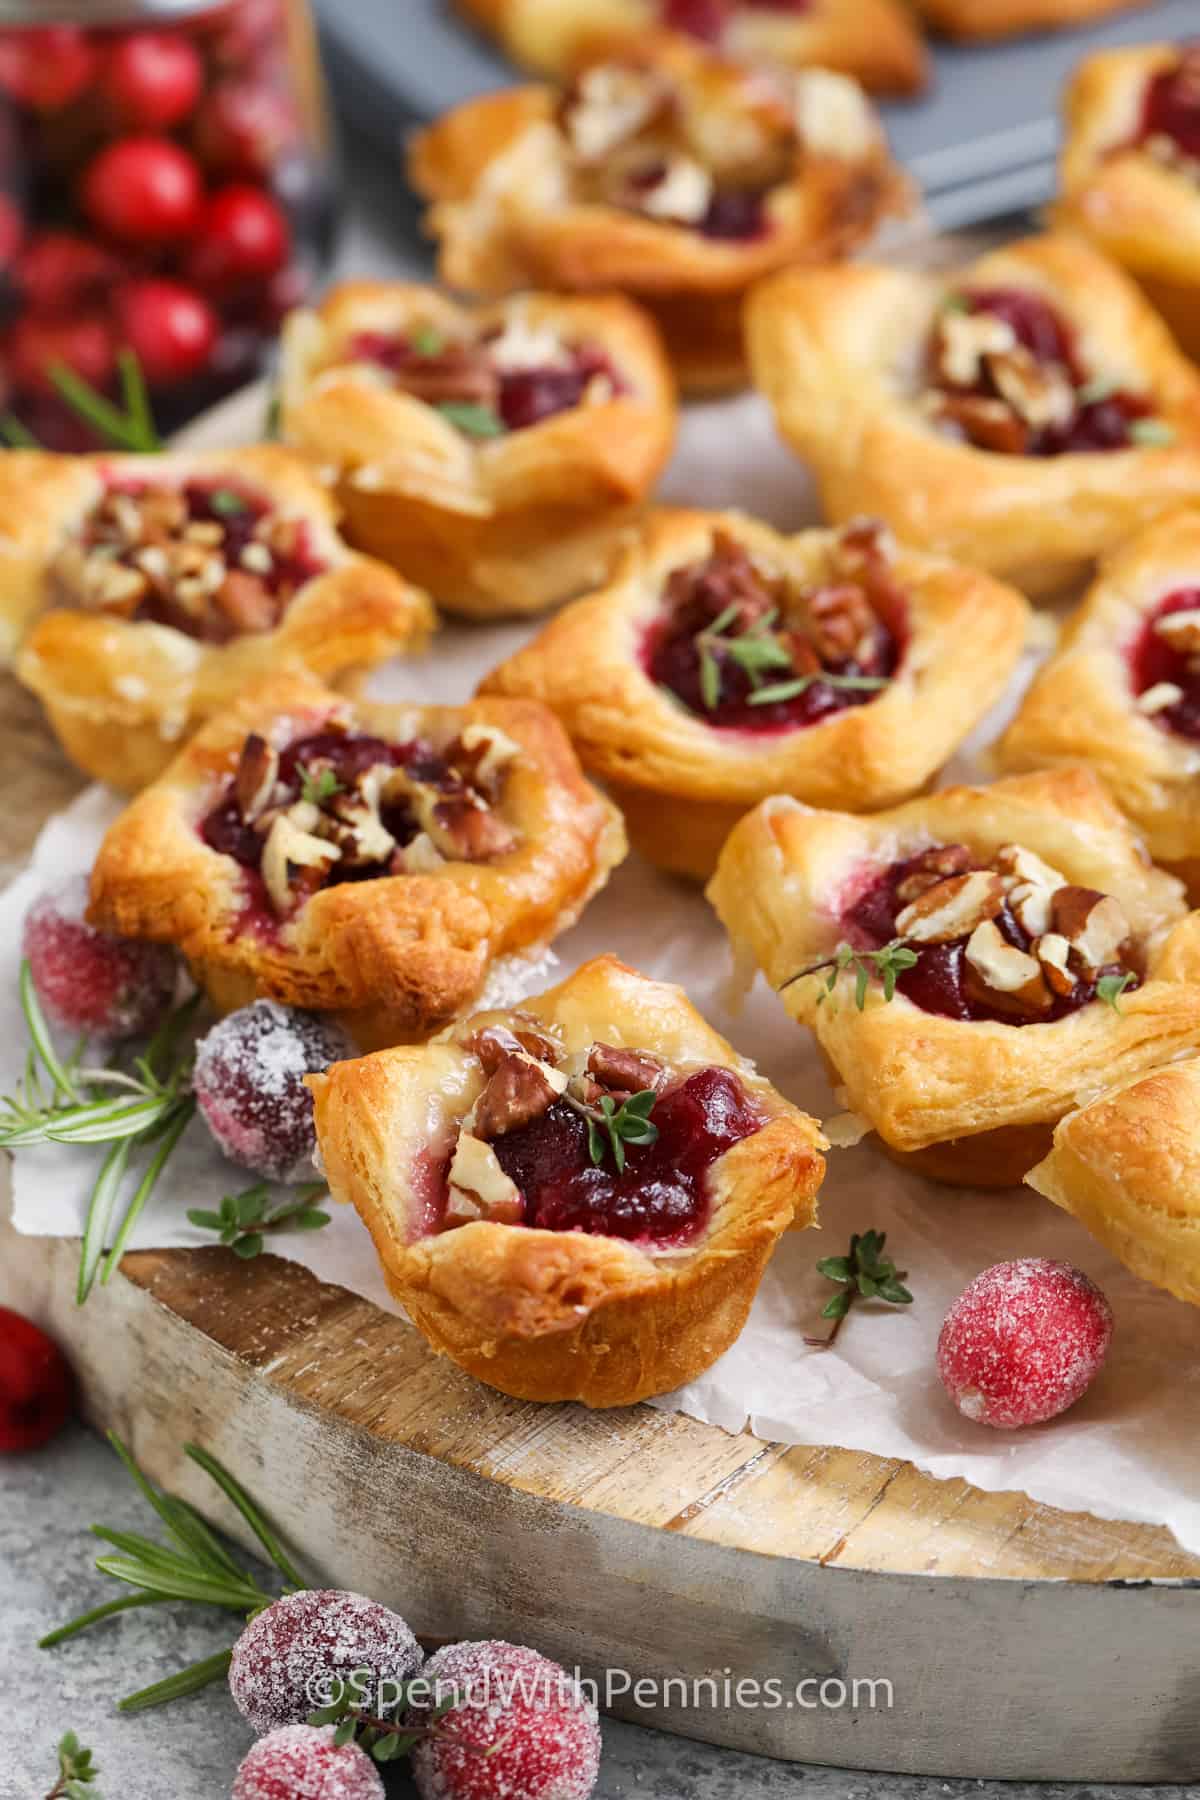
[0,1306,73,1453]
[188,184,290,289]
[8,311,117,397]
[194,1002,352,1182]
[0,28,97,115]
[233,1725,384,1800]
[23,877,177,1040]
[17,233,115,316]
[81,136,203,244]
[209,0,288,70]
[230,1589,423,1734]
[409,1641,601,1800]
[103,33,204,132]
[194,79,299,179]
[938,1258,1113,1430]
[117,279,219,386]
[0,191,22,263]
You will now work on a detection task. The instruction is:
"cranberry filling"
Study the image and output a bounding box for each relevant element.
[933,288,1155,456]
[844,850,1139,1025]
[346,331,625,433]
[1139,51,1200,165]
[482,1067,760,1244]
[698,188,770,241]
[660,0,813,42]
[1131,587,1200,740]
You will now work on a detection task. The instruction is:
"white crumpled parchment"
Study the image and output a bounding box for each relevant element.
[8,389,1200,1553]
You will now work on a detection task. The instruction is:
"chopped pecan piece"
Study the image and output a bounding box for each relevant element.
[1049,887,1131,974]
[395,344,499,410]
[894,844,973,905]
[666,529,777,637]
[445,1132,524,1226]
[587,1043,667,1097]
[895,870,1005,944]
[431,798,517,862]
[215,570,277,634]
[261,804,342,916]
[933,393,1030,456]
[470,1021,561,1075]
[234,733,279,822]
[988,345,1074,433]
[805,582,878,662]
[1035,931,1076,998]
[473,1052,561,1141]
[963,920,1052,1018]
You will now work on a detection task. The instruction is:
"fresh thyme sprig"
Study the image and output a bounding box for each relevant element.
[298,764,342,806]
[1096,970,1136,1012]
[695,604,793,712]
[308,1678,461,1765]
[0,965,198,1303]
[748,671,887,708]
[808,1229,913,1349]
[780,940,919,1011]
[560,1085,660,1173]
[411,325,446,357]
[41,1431,306,1714]
[187,1182,330,1260]
[437,400,504,438]
[45,1731,101,1800]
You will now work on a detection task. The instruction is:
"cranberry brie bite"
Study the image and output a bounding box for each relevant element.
[88,671,626,1047]
[480,511,1028,879]
[279,283,676,616]
[912,0,1148,41]
[5,447,433,792]
[456,0,928,97]
[1056,44,1200,361]
[748,233,1200,599]
[308,955,826,1405]
[409,37,911,392]
[998,510,1200,901]
[709,768,1200,1188]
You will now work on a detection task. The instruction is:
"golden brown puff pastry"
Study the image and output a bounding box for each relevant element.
[456,0,928,97]
[746,233,1200,601]
[88,670,627,1049]
[479,510,1030,880]
[912,0,1148,38]
[1027,1057,1200,1308]
[707,767,1200,1188]
[6,446,434,793]
[1054,45,1200,361]
[409,37,912,393]
[308,954,827,1405]
[278,283,676,618]
[997,510,1200,901]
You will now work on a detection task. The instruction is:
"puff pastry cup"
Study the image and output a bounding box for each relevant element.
[88,670,627,1050]
[479,510,1029,880]
[456,0,928,97]
[278,283,676,618]
[708,767,1200,1188]
[747,233,1200,600]
[1055,44,1200,360]
[308,954,827,1406]
[409,36,911,393]
[911,0,1147,39]
[5,446,433,792]
[997,510,1200,901]
[1027,1058,1200,1308]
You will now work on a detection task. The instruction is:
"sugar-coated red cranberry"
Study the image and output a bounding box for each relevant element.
[81,136,203,244]
[17,233,116,316]
[23,877,178,1040]
[0,1306,73,1453]
[938,1258,1113,1430]
[232,1725,384,1800]
[209,0,287,69]
[0,28,97,115]
[409,1640,601,1800]
[194,79,299,179]
[0,191,22,263]
[194,1002,352,1182]
[117,279,219,387]
[7,311,117,397]
[188,184,291,288]
[103,32,204,132]
[229,1589,423,1734]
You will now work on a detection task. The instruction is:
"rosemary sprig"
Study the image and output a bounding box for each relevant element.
[748,671,887,708]
[437,400,504,438]
[41,1431,305,1713]
[188,1182,330,1260]
[780,939,919,1010]
[48,351,162,454]
[45,1730,101,1799]
[808,1229,913,1349]
[695,604,793,712]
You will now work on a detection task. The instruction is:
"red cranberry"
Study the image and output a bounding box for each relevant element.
[81,136,203,244]
[0,28,97,115]
[229,1589,423,1734]
[409,1640,601,1800]
[0,191,22,263]
[22,877,178,1040]
[187,184,291,288]
[660,0,729,42]
[7,311,117,397]
[233,1725,384,1800]
[193,79,299,179]
[1131,587,1200,742]
[103,32,204,132]
[1141,56,1200,164]
[17,233,115,316]
[0,1306,73,1453]
[194,1002,352,1182]
[938,1258,1113,1430]
[117,278,219,387]
[209,0,288,70]
[966,287,1078,371]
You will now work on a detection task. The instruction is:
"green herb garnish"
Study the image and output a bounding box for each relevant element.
[437,400,505,438]
[810,1229,913,1348]
[188,1182,330,1260]
[308,1677,460,1765]
[299,764,342,806]
[411,326,446,357]
[48,350,161,453]
[1129,418,1176,447]
[45,1730,101,1799]
[695,604,793,712]
[1096,970,1136,1013]
[583,1089,659,1174]
[781,939,919,1010]
[208,487,249,518]
[1076,374,1118,407]
[748,671,888,707]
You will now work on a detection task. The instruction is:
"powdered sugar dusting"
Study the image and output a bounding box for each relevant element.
[194,1001,353,1182]
[23,875,177,1041]
[229,1589,423,1735]
[410,1640,601,1800]
[232,1723,385,1800]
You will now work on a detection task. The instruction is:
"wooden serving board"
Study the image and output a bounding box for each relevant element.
[4,676,1200,1783]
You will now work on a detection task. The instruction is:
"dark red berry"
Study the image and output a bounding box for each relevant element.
[233,1725,384,1800]
[23,877,178,1039]
[0,191,22,264]
[0,1306,73,1453]
[193,79,298,179]
[0,28,98,114]
[117,278,219,386]
[17,233,116,315]
[103,32,204,132]
[194,1002,352,1182]
[81,135,203,244]
[187,183,290,288]
[229,1589,423,1734]
[7,311,117,397]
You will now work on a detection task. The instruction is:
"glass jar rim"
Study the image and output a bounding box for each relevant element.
[0,0,223,22]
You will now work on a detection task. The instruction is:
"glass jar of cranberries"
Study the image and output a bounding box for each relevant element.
[0,0,337,447]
